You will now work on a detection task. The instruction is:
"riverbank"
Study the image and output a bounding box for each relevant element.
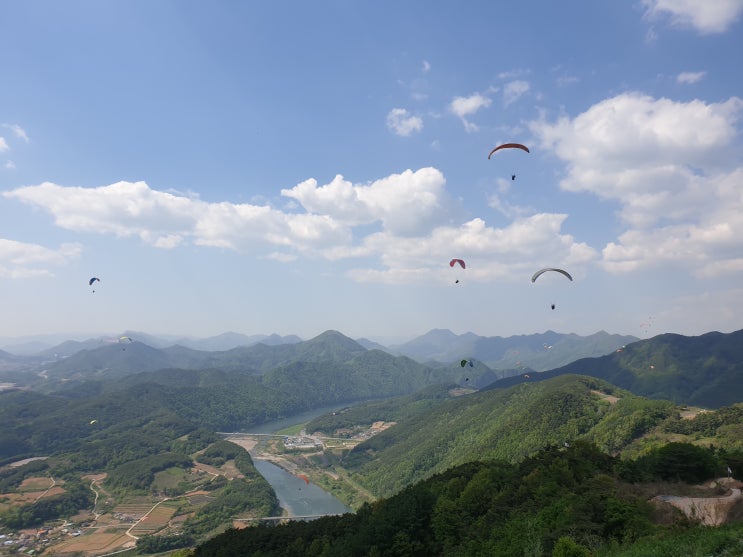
[225,432,373,510]
[223,404,379,514]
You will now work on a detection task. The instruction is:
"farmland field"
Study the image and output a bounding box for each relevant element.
[129,499,181,536]
[49,528,135,554]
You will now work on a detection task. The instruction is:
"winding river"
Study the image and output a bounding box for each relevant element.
[247,405,354,518]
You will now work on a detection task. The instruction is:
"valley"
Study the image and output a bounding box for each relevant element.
[2,328,743,556]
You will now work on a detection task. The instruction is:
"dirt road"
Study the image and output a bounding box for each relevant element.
[652,479,743,526]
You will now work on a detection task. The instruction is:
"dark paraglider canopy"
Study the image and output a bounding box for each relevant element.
[460,359,474,368]
[89,276,101,293]
[487,143,530,159]
[531,268,573,283]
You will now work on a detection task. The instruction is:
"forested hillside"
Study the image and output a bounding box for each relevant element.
[191,441,743,557]
[332,375,674,498]
[489,329,743,408]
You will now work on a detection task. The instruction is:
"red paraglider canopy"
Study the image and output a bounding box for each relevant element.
[449,259,466,269]
[487,143,530,159]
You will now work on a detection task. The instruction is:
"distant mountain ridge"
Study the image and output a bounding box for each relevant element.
[487,329,743,408]
[389,328,638,370]
[2,329,636,374]
[2,328,638,388]
[17,330,410,392]
[0,330,303,355]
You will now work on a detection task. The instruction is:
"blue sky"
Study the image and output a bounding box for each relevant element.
[1,1,742,343]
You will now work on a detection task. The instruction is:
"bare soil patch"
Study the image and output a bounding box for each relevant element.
[224,436,258,452]
[651,478,743,526]
[591,390,620,404]
[19,476,56,491]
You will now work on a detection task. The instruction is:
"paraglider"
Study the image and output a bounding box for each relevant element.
[89,277,100,293]
[460,359,474,368]
[531,268,572,310]
[487,143,530,159]
[531,268,573,283]
[118,336,133,351]
[89,419,98,425]
[450,259,465,284]
[297,473,309,485]
[489,143,529,181]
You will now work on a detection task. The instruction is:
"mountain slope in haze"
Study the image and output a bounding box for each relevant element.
[24,330,372,391]
[390,328,638,370]
[0,335,456,461]
[388,329,481,361]
[168,331,302,351]
[488,329,743,408]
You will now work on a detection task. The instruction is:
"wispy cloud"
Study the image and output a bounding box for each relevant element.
[0,238,82,278]
[2,124,30,143]
[449,93,491,132]
[498,69,530,80]
[676,71,706,84]
[386,108,423,136]
[556,75,580,87]
[503,80,530,106]
[642,0,743,34]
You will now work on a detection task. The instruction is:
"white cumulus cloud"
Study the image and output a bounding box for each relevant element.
[642,0,743,34]
[281,168,448,237]
[531,92,743,276]
[5,167,597,285]
[348,214,596,284]
[386,108,423,136]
